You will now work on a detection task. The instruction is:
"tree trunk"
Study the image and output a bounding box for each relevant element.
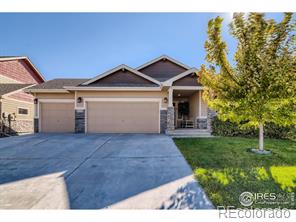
[259,123,264,151]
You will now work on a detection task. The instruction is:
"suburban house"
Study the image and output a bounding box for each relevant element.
[0,56,45,135]
[26,55,214,134]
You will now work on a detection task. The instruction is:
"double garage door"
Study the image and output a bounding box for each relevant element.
[40,101,160,133]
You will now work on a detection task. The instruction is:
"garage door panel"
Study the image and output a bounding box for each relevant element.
[87,101,159,133]
[41,103,75,133]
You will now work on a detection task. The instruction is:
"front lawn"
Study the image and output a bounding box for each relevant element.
[174,137,296,208]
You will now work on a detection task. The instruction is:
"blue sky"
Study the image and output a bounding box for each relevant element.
[0,13,285,80]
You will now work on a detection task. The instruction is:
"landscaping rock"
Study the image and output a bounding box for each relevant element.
[250,148,272,155]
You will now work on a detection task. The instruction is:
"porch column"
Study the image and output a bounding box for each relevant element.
[168,87,173,107]
[166,87,175,132]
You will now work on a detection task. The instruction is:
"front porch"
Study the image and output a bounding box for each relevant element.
[172,89,208,129]
[166,86,209,128]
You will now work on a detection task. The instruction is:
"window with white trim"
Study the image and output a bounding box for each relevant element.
[18,108,29,115]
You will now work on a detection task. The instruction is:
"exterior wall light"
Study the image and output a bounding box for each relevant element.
[163,97,168,103]
[77,97,82,103]
[34,98,38,104]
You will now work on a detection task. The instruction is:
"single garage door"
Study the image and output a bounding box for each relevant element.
[87,101,160,133]
[40,103,75,133]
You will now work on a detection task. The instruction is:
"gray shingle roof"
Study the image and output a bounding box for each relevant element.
[27,79,89,89]
[0,84,32,96]
[27,78,160,90]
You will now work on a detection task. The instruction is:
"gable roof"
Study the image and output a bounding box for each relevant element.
[0,56,45,82]
[136,55,191,71]
[0,83,32,96]
[162,68,199,86]
[25,55,200,92]
[136,55,192,82]
[81,64,161,86]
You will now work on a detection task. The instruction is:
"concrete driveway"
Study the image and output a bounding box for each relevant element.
[0,134,213,209]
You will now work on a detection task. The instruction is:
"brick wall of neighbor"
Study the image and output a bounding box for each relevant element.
[0,74,19,83]
[0,59,44,135]
[8,91,34,103]
[0,60,43,84]
[160,110,167,133]
[75,109,85,133]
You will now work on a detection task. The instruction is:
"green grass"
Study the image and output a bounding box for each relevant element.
[174,137,296,208]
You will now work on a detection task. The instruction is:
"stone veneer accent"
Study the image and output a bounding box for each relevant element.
[160,109,167,133]
[166,106,175,133]
[1,119,34,135]
[207,108,217,132]
[75,109,85,133]
[196,118,207,129]
[34,118,39,133]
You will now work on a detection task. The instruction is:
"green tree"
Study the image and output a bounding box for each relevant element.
[200,13,296,152]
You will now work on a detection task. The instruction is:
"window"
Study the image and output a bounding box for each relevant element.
[18,108,29,115]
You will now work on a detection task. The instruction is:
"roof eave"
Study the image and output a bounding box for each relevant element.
[24,89,70,93]
[0,56,27,61]
[63,86,162,91]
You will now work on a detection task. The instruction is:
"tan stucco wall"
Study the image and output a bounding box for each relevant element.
[189,92,199,120]
[35,93,75,99]
[200,91,208,117]
[32,90,206,118]
[0,98,34,120]
[76,91,168,109]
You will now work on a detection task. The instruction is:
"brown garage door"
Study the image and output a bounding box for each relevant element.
[87,101,159,133]
[40,103,75,133]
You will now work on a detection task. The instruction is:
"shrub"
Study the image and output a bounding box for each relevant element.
[211,116,295,140]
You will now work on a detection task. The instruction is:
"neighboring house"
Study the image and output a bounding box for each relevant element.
[0,56,45,135]
[26,55,212,134]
